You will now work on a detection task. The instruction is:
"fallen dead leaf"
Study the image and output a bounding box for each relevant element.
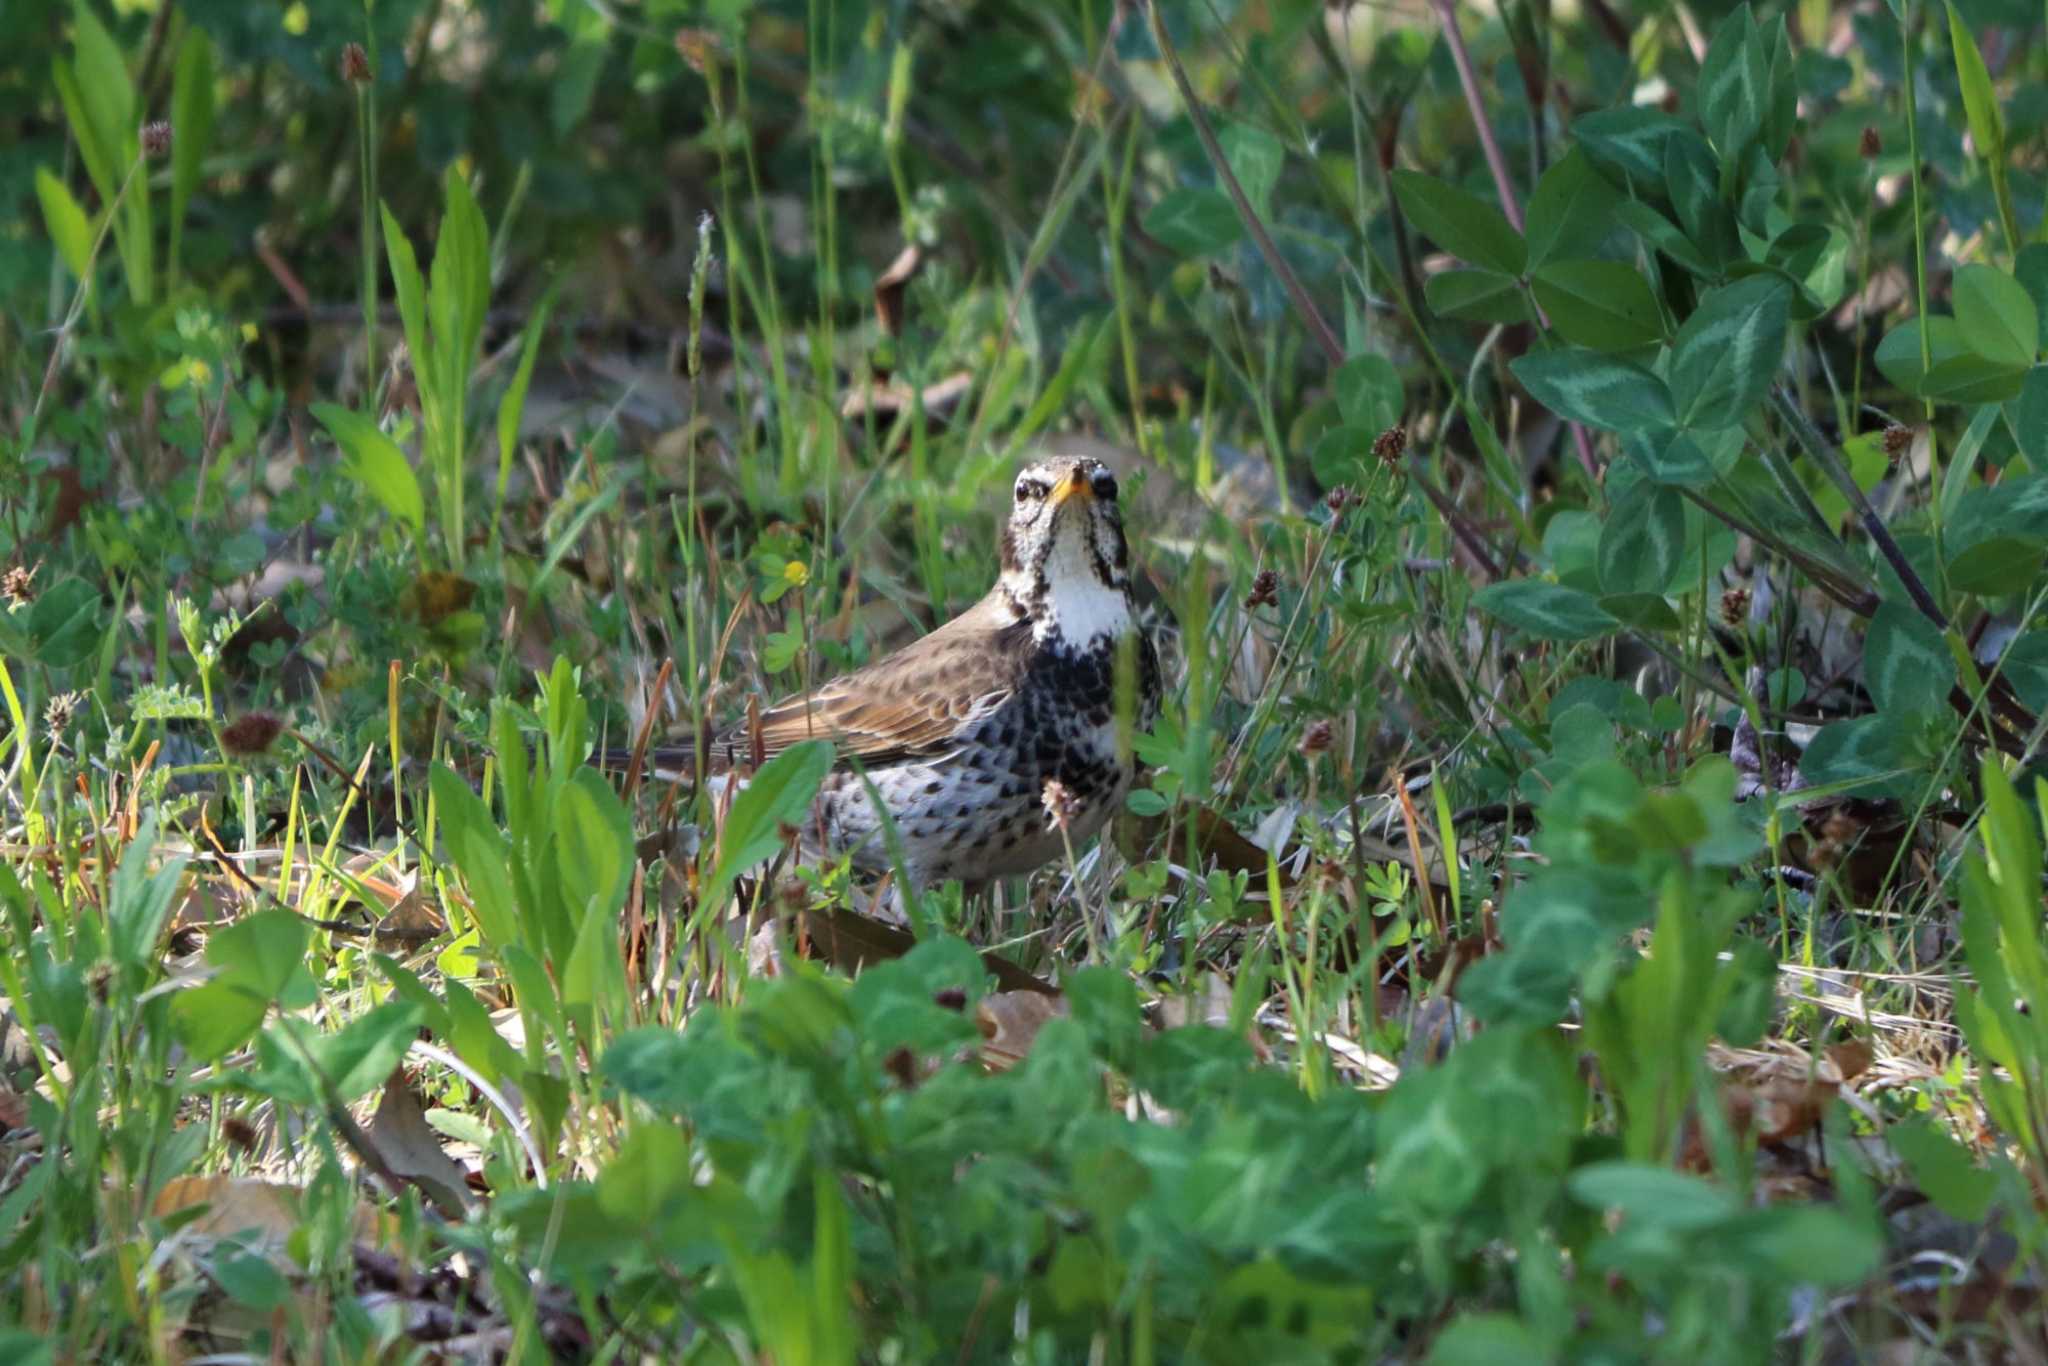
[364,1073,475,1218]
[977,992,1068,1071]
[872,244,922,338]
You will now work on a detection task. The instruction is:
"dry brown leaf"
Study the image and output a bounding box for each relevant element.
[364,1074,474,1218]
[838,371,972,425]
[792,907,1058,997]
[152,1176,390,1246]
[872,244,922,338]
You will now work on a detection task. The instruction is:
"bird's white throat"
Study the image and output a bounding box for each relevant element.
[1031,529,1132,648]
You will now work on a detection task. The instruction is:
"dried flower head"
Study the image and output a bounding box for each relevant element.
[2,561,38,609]
[1720,587,1751,629]
[44,690,83,736]
[140,121,172,159]
[1323,485,1359,516]
[674,27,721,74]
[221,711,284,756]
[1244,568,1280,611]
[1859,125,1882,159]
[1299,718,1335,759]
[341,41,370,85]
[1882,423,1913,461]
[1372,424,1408,467]
[1042,777,1080,834]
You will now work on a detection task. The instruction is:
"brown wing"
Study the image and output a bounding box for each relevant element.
[711,591,1030,771]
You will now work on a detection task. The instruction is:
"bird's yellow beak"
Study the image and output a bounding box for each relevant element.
[1049,466,1094,507]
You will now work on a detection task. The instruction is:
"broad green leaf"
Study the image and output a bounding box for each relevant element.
[1220,120,1285,218]
[1668,275,1789,429]
[171,910,313,1061]
[1523,148,1621,268]
[1568,1162,1738,1230]
[1863,602,1953,715]
[1392,170,1525,275]
[1615,200,1715,278]
[33,169,94,282]
[1333,353,1403,431]
[1423,267,1531,324]
[26,577,102,669]
[2015,245,2048,350]
[1664,129,1733,268]
[280,1000,425,1103]
[1598,483,1686,594]
[311,403,424,530]
[1877,317,2028,404]
[382,202,431,399]
[1310,425,1374,489]
[1799,714,1905,792]
[1630,427,1743,488]
[1511,349,1675,433]
[1531,260,1663,350]
[1997,632,2048,714]
[706,740,836,904]
[1697,5,1766,157]
[1142,187,1239,256]
[2007,365,2048,466]
[1472,581,1617,641]
[496,290,555,496]
[1947,537,2045,596]
[1888,1119,1996,1221]
[429,763,522,949]
[1572,107,1687,195]
[1953,265,2038,369]
[1598,592,1683,631]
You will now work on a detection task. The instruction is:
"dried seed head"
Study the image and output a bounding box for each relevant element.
[1299,718,1335,759]
[1720,587,1751,629]
[2,561,39,609]
[220,711,284,756]
[141,121,172,159]
[1323,485,1358,516]
[1882,423,1913,460]
[1372,424,1408,467]
[86,960,115,1005]
[44,690,82,736]
[1859,125,1882,159]
[1244,568,1280,611]
[674,28,721,74]
[341,42,370,85]
[1041,777,1080,834]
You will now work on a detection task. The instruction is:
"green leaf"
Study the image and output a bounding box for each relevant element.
[1511,349,1675,433]
[311,403,424,530]
[1572,106,1686,195]
[172,910,314,1062]
[1889,1119,1996,1221]
[1615,200,1715,278]
[1334,353,1403,431]
[2008,366,2048,466]
[1664,129,1733,269]
[1531,260,1663,350]
[1953,265,2038,369]
[1523,148,1621,268]
[1310,425,1374,488]
[1598,592,1683,631]
[1947,537,2045,596]
[26,577,102,669]
[496,289,554,502]
[282,1000,425,1103]
[1864,602,1954,715]
[1220,121,1285,219]
[1997,632,2048,714]
[1142,187,1240,257]
[169,27,217,282]
[1568,1162,1739,1230]
[1945,2,2006,166]
[1472,581,1617,641]
[2015,245,2048,351]
[1697,5,1766,157]
[1423,267,1531,324]
[706,740,836,905]
[1598,483,1687,594]
[1427,1314,1549,1366]
[381,202,432,400]
[1877,317,2028,404]
[1392,170,1526,275]
[1668,275,1790,429]
[1799,715,1904,792]
[34,168,94,282]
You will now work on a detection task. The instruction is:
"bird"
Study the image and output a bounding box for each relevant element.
[623,455,1161,890]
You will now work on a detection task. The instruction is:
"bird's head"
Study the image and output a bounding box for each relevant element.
[997,456,1135,649]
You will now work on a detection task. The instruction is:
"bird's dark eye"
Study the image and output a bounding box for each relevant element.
[1091,471,1118,500]
[1015,479,1047,503]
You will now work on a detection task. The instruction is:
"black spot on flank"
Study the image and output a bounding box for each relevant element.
[924,780,942,795]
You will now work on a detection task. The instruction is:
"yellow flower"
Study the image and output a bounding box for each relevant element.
[283,2,308,35]
[782,560,809,587]
[240,321,259,343]
[186,358,212,387]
